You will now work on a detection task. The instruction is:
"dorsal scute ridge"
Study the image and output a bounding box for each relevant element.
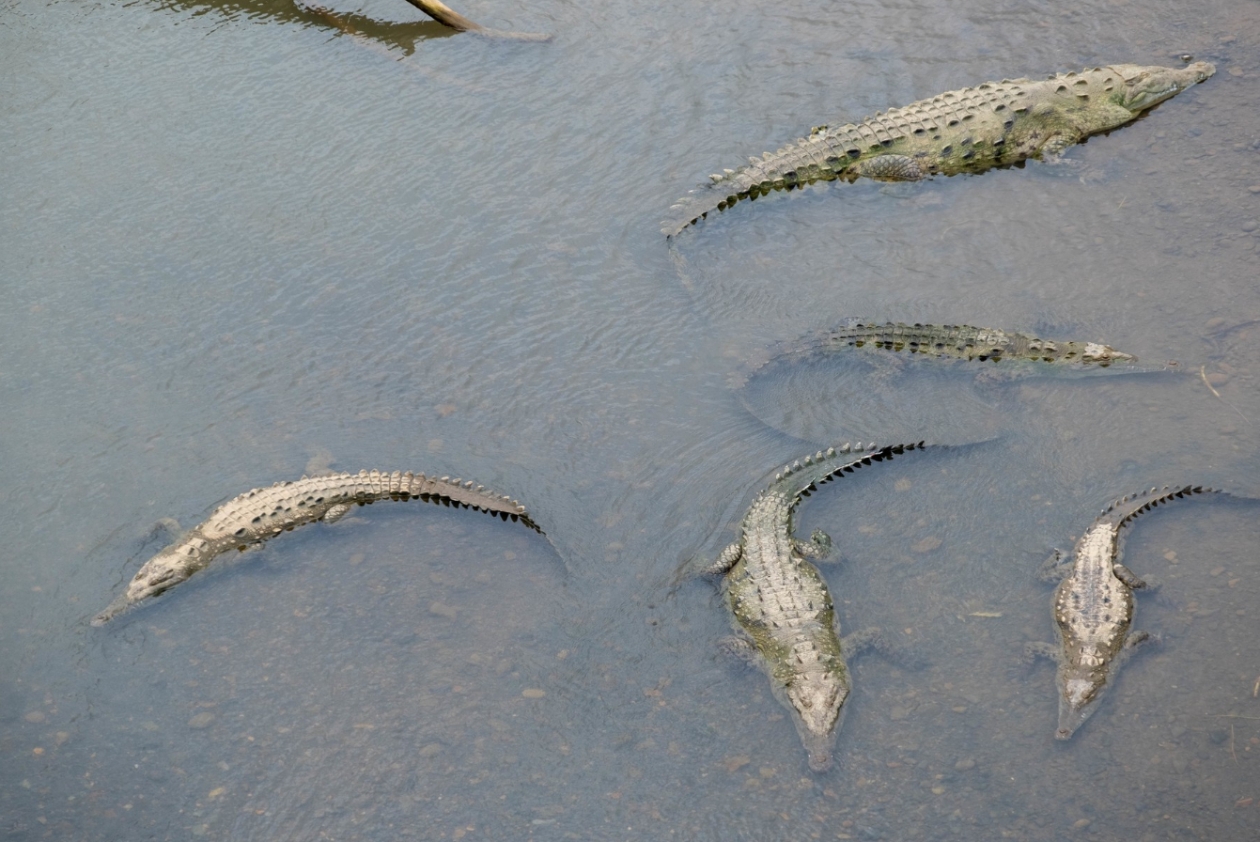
[777,441,926,502]
[1098,484,1220,533]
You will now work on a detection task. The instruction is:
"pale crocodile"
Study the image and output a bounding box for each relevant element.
[664,62,1215,236]
[1025,485,1220,739]
[93,470,538,625]
[733,320,1145,391]
[703,441,926,771]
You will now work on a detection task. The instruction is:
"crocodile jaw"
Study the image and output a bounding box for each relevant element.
[786,674,848,771]
[1115,61,1215,112]
[1055,669,1106,740]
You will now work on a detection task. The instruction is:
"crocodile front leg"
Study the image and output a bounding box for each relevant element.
[842,627,884,657]
[1023,641,1061,665]
[1112,563,1149,590]
[1119,630,1160,663]
[1036,549,1071,583]
[701,542,743,575]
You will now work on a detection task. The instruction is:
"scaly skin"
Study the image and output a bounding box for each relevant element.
[94,470,539,624]
[665,62,1215,236]
[1026,485,1220,739]
[733,320,1142,390]
[706,441,926,771]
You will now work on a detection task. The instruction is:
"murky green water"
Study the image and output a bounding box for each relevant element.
[2,0,1258,839]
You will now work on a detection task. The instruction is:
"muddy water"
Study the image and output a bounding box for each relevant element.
[2,0,1258,839]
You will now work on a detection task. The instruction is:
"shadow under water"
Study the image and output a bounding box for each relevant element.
[149,0,464,54]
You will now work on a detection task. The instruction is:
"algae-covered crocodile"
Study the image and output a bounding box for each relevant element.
[703,441,926,771]
[733,320,1145,390]
[94,470,539,625]
[664,62,1215,236]
[1025,485,1222,739]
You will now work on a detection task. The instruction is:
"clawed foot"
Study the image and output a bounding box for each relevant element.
[718,635,758,666]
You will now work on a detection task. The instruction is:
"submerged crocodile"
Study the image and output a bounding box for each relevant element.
[664,62,1215,236]
[703,441,926,771]
[733,320,1145,390]
[1025,485,1221,739]
[94,470,539,625]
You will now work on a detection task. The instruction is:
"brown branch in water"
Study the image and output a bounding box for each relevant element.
[399,0,551,40]
[400,0,483,31]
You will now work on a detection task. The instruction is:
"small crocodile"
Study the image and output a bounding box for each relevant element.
[664,62,1215,236]
[94,470,539,625]
[733,320,1144,390]
[703,441,926,771]
[1025,485,1220,739]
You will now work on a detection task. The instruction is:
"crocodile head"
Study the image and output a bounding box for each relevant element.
[1078,342,1137,366]
[91,544,200,624]
[124,550,194,602]
[786,672,848,771]
[1054,660,1109,740]
[1112,62,1216,113]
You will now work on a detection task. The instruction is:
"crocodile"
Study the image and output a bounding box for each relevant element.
[664,62,1215,236]
[733,320,1144,391]
[1025,485,1221,739]
[93,469,539,625]
[703,441,926,771]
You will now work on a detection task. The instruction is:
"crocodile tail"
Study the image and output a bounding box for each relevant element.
[1100,484,1220,532]
[397,471,543,533]
[663,134,847,237]
[770,441,927,502]
[730,319,880,390]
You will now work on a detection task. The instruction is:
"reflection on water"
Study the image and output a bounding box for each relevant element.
[154,0,457,53]
[2,0,1259,838]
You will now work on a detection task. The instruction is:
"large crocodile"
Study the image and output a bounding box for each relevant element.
[733,320,1145,391]
[93,469,539,625]
[703,441,926,771]
[1025,485,1221,739]
[664,62,1215,236]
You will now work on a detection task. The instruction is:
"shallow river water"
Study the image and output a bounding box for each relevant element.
[2,0,1259,839]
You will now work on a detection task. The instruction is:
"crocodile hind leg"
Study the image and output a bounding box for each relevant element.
[322,503,352,524]
[1112,563,1155,591]
[852,155,926,181]
[1036,550,1071,583]
[793,529,833,560]
[148,517,183,542]
[701,542,743,576]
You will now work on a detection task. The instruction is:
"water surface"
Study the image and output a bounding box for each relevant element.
[2,0,1259,838]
